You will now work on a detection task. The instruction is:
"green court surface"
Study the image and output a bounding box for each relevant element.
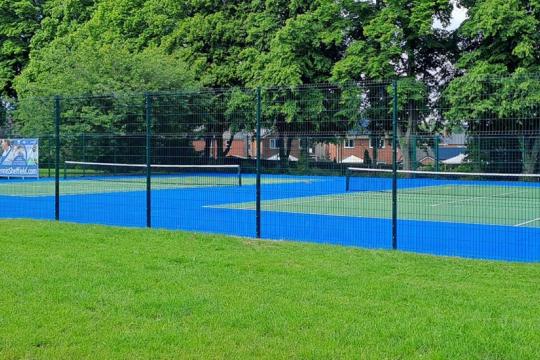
[215,185,540,227]
[0,176,313,197]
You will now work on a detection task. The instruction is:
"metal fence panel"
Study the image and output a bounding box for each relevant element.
[1,76,538,262]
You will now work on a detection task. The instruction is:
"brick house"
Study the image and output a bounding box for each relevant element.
[192,130,304,161]
[192,131,253,159]
[327,136,397,164]
[192,131,466,165]
[415,134,467,166]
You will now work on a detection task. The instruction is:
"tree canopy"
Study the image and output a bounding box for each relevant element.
[0,0,539,172]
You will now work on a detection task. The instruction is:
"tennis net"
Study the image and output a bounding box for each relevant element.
[64,161,242,188]
[346,167,540,191]
[345,167,540,227]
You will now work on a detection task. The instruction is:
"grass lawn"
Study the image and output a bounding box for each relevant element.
[0,220,539,359]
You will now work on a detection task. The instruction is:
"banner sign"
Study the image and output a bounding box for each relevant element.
[0,138,39,178]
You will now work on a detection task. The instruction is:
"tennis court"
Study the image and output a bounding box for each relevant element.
[0,162,317,196]
[1,163,539,262]
[0,174,312,196]
[5,170,537,228]
[214,180,540,228]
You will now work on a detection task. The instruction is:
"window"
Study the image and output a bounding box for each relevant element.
[300,138,312,150]
[344,139,355,148]
[369,137,385,149]
[299,138,314,154]
[269,138,280,149]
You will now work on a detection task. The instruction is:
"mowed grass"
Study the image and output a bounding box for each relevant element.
[0,220,539,359]
[217,185,540,227]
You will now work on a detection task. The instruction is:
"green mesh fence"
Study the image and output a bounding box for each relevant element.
[1,76,539,261]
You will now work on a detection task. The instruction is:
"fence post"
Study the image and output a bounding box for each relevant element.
[391,81,398,250]
[520,135,525,172]
[54,96,61,221]
[411,134,417,170]
[145,93,152,228]
[82,133,86,177]
[434,135,440,172]
[256,88,262,239]
[372,136,378,168]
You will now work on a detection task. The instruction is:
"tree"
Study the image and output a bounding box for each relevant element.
[0,0,97,98]
[445,0,540,173]
[30,0,97,51]
[14,38,196,135]
[158,1,258,161]
[332,0,454,170]
[240,0,350,169]
[364,148,372,166]
[445,73,540,173]
[0,0,47,97]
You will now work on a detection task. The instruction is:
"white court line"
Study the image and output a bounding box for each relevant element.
[206,191,388,210]
[207,193,540,228]
[429,189,527,207]
[514,217,540,227]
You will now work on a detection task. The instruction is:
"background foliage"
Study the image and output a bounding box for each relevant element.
[1,0,539,172]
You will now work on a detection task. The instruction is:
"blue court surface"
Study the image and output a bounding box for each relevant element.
[0,173,539,262]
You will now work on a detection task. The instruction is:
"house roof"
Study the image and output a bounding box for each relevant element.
[341,155,364,164]
[222,130,251,140]
[266,154,298,161]
[415,146,467,162]
[442,153,468,165]
[418,156,435,163]
[416,148,434,162]
[438,147,466,160]
[440,134,466,146]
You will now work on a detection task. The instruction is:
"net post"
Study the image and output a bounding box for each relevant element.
[345,167,350,192]
[391,80,398,250]
[238,165,242,186]
[256,87,262,239]
[145,93,152,228]
[48,137,52,177]
[54,96,61,221]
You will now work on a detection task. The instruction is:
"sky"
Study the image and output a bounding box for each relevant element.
[434,3,468,30]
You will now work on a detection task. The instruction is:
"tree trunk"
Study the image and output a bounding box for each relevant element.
[285,137,293,158]
[396,100,417,171]
[203,136,212,162]
[222,132,235,157]
[371,136,378,168]
[397,126,412,171]
[276,115,288,172]
[299,137,310,169]
[521,137,540,174]
[470,136,484,172]
[216,136,224,164]
[278,133,287,171]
